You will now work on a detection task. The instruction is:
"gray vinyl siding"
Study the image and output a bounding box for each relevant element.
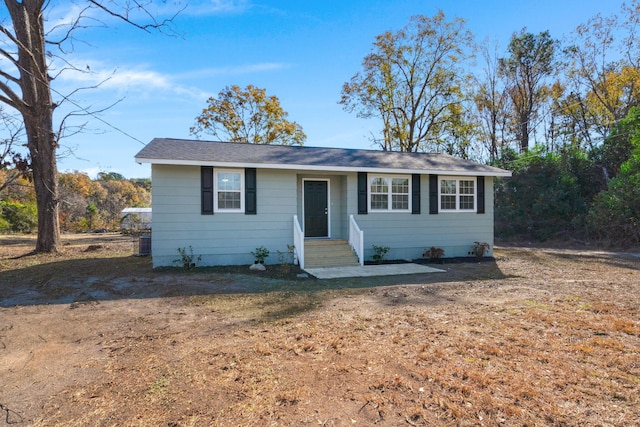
[151,164,497,267]
[151,165,297,267]
[350,174,495,261]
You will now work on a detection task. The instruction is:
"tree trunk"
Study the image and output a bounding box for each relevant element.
[520,119,529,153]
[6,0,61,252]
[26,114,60,253]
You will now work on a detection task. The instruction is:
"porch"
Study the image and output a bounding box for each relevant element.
[293,215,363,270]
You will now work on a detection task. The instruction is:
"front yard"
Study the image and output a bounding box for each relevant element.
[0,234,638,426]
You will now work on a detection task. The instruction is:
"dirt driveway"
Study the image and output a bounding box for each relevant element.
[0,234,639,426]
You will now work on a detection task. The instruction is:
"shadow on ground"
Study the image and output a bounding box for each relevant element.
[0,253,511,309]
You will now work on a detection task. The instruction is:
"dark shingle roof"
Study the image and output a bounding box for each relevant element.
[135,138,511,176]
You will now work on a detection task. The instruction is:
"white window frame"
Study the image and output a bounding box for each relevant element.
[439,176,476,212]
[368,174,411,212]
[214,168,244,213]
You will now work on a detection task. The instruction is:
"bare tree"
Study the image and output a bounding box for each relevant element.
[0,0,180,252]
[0,107,29,194]
[472,40,510,161]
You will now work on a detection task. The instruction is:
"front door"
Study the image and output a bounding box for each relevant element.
[304,180,328,237]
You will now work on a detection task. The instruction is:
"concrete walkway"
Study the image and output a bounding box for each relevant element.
[304,263,445,279]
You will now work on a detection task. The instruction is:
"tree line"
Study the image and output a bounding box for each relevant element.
[1,1,638,250]
[338,4,639,160]
[193,3,639,246]
[0,171,151,234]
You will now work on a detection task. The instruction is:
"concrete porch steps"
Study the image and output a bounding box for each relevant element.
[304,239,360,268]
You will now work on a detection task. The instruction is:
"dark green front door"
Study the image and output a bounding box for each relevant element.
[304,181,328,237]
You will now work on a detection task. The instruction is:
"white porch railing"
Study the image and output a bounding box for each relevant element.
[349,215,364,266]
[293,215,305,269]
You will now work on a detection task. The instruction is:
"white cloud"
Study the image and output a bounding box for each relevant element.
[182,0,251,16]
[55,61,207,100]
[55,59,291,102]
[179,62,292,79]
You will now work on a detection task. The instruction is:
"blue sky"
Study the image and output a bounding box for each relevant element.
[14,0,624,178]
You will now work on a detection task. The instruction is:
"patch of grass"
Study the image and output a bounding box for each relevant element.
[524,300,551,309]
[147,375,170,397]
[189,291,332,322]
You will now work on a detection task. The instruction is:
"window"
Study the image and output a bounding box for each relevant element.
[369,175,410,211]
[215,169,244,212]
[439,177,476,212]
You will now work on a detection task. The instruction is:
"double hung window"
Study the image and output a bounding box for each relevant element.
[369,175,410,212]
[439,177,476,212]
[215,169,244,212]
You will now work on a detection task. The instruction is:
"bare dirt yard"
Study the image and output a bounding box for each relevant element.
[0,233,639,426]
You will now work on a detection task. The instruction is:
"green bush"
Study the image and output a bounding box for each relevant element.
[494,147,603,240]
[587,142,640,247]
[0,216,11,233]
[0,201,38,233]
[495,107,640,245]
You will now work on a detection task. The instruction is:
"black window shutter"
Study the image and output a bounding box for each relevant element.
[429,174,438,214]
[411,174,421,214]
[477,176,485,214]
[357,172,368,214]
[245,168,257,215]
[201,166,214,215]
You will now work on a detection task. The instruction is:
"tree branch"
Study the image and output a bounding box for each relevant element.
[86,0,184,34]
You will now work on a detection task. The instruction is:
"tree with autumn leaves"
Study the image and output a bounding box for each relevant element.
[1,171,150,233]
[191,85,306,146]
[339,12,473,153]
[341,4,639,159]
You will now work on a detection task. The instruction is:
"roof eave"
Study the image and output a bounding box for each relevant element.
[135,157,513,177]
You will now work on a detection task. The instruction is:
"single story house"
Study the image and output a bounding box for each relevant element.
[135,138,511,268]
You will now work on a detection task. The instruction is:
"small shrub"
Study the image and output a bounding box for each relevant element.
[471,241,490,258]
[251,246,270,264]
[174,246,202,269]
[277,245,295,273]
[423,246,445,261]
[372,244,390,264]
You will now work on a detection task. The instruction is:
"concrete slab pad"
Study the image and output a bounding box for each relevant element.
[304,263,445,279]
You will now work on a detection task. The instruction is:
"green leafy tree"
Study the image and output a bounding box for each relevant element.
[588,148,640,246]
[588,107,640,246]
[339,11,474,153]
[0,200,37,233]
[192,85,306,145]
[86,203,98,230]
[97,172,127,182]
[499,30,557,153]
[592,106,640,179]
[494,146,604,240]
